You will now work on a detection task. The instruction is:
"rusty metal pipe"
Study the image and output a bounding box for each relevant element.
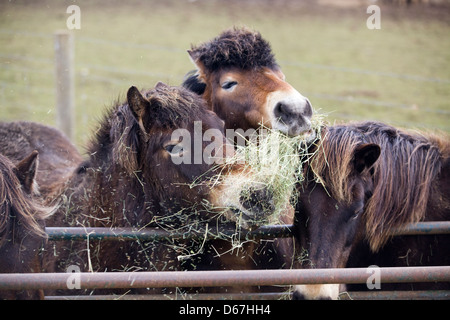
[45,224,293,241]
[0,266,449,291]
[45,292,287,300]
[387,221,450,236]
[44,221,450,242]
[340,290,450,300]
[44,290,450,300]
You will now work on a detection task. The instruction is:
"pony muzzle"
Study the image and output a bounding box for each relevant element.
[268,89,313,137]
[238,185,275,227]
[214,181,276,230]
[292,284,340,300]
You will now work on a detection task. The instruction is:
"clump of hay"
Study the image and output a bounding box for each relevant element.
[214,112,325,228]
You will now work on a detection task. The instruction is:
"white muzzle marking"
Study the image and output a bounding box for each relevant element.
[294,284,340,300]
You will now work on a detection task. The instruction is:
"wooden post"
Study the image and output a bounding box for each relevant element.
[54,31,74,141]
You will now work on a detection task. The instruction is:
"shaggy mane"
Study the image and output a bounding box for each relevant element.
[190,27,278,71]
[311,121,448,251]
[87,84,208,174]
[0,154,52,246]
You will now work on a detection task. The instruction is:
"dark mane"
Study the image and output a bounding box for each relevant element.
[311,121,448,251]
[190,27,278,71]
[87,84,207,174]
[0,154,52,246]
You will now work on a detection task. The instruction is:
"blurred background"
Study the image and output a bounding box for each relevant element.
[1,0,449,148]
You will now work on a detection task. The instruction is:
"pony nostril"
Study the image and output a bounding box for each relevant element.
[292,291,305,300]
[275,102,285,114]
[239,186,275,221]
[303,99,313,117]
[274,102,292,123]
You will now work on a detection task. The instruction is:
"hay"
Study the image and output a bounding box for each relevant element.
[209,111,325,229]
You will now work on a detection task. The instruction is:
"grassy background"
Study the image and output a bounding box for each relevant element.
[0,0,449,149]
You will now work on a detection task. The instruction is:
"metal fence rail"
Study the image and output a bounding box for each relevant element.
[1,222,447,299]
[44,291,450,300]
[45,224,293,241]
[44,221,450,241]
[44,290,450,300]
[0,266,449,291]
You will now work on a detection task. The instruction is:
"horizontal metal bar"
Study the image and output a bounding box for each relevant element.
[45,221,450,241]
[340,290,450,300]
[45,292,287,300]
[388,221,450,236]
[45,224,293,241]
[0,266,449,291]
[45,290,450,300]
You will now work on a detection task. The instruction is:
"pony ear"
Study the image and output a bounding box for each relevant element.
[187,49,201,68]
[127,86,150,124]
[154,81,167,90]
[353,143,381,174]
[14,150,39,194]
[187,49,208,81]
[127,86,154,137]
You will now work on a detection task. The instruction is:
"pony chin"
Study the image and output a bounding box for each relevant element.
[293,284,340,300]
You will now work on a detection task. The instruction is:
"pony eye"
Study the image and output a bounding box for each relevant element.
[165,145,175,153]
[164,144,183,156]
[353,208,363,220]
[221,81,238,91]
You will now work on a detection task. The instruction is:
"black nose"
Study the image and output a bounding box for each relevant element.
[239,186,275,221]
[274,102,292,123]
[292,291,305,300]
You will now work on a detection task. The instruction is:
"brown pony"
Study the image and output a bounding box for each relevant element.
[183,27,313,137]
[179,28,313,293]
[0,151,54,300]
[35,83,272,295]
[289,121,449,299]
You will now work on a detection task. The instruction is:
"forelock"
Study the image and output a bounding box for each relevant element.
[190,27,278,71]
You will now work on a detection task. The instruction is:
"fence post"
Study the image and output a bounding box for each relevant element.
[54,30,74,141]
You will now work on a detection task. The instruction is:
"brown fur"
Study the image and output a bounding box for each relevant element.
[183,27,313,136]
[35,83,264,296]
[91,82,208,176]
[0,84,275,296]
[0,121,83,197]
[290,121,449,298]
[179,28,312,293]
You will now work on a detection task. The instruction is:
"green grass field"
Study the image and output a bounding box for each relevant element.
[1,0,449,148]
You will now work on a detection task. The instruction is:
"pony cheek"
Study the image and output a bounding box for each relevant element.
[212,97,241,120]
[244,109,270,128]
